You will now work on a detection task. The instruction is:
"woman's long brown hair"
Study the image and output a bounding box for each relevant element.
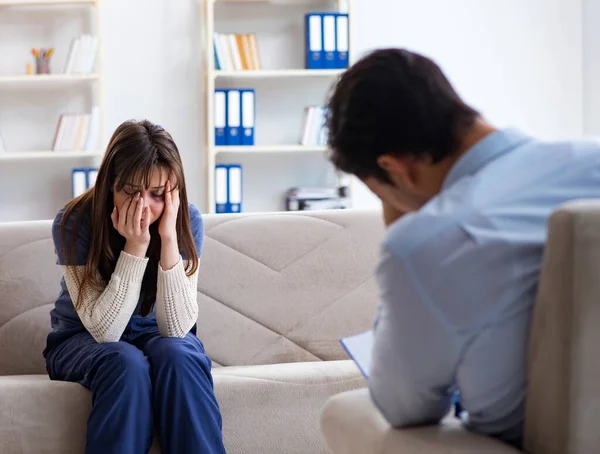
[61,119,199,316]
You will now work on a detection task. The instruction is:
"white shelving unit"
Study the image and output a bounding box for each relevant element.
[0,0,104,161]
[201,0,354,214]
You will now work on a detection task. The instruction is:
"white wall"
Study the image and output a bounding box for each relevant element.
[351,0,584,208]
[0,0,585,221]
[583,0,600,135]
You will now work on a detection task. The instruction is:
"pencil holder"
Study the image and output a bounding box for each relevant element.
[36,58,50,74]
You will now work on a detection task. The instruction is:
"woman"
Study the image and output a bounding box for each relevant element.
[43,119,226,454]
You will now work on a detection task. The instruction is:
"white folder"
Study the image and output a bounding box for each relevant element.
[309,15,322,53]
[72,169,87,198]
[336,14,349,54]
[323,15,336,57]
[228,166,242,212]
[340,330,373,378]
[87,168,98,188]
[215,166,228,211]
[215,91,226,127]
[241,90,255,130]
[227,90,241,128]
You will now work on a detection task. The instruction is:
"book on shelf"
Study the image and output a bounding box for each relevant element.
[299,106,328,146]
[286,186,348,211]
[214,33,261,71]
[52,106,100,152]
[63,34,99,75]
[305,13,349,70]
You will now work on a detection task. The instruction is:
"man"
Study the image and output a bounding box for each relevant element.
[326,48,600,448]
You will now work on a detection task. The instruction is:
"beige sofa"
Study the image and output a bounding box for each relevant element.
[0,209,384,454]
[321,200,600,454]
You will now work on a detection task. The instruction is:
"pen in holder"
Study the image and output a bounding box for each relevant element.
[31,48,54,75]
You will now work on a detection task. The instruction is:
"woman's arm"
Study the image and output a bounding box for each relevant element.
[55,195,151,343]
[155,189,203,338]
[155,256,199,337]
[62,251,148,343]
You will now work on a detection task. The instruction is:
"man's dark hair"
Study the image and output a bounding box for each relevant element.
[326,48,480,182]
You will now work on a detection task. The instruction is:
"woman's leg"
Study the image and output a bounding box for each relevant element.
[132,326,225,454]
[45,331,153,454]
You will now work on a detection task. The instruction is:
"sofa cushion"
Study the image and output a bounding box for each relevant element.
[321,388,522,454]
[0,211,383,375]
[0,360,365,454]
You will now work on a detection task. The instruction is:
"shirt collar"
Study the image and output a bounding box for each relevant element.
[442,127,533,190]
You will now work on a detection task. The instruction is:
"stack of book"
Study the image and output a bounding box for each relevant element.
[299,106,328,146]
[52,106,100,152]
[285,186,348,211]
[214,33,261,71]
[63,34,99,74]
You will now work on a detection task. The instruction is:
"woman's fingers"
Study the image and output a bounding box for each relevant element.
[125,193,139,228]
[165,180,172,206]
[173,184,180,208]
[142,207,150,232]
[119,198,130,230]
[134,196,144,234]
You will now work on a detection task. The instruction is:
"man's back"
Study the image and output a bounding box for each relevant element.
[369,128,600,447]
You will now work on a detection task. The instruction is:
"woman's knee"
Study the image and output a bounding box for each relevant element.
[147,336,211,373]
[94,342,150,384]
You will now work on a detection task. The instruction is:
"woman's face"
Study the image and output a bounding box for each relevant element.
[113,166,170,227]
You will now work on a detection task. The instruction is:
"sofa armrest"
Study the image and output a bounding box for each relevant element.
[321,389,521,454]
[524,200,600,454]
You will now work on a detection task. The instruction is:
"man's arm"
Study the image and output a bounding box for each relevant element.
[368,244,462,427]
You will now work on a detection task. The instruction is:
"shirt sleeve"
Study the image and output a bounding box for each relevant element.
[155,204,203,338]
[368,244,460,428]
[53,209,148,343]
[369,205,524,428]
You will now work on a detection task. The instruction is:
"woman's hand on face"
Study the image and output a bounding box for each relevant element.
[111,192,151,257]
[158,177,180,242]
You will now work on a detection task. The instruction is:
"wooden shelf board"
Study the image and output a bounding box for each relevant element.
[213,0,326,4]
[0,150,103,160]
[0,0,95,6]
[0,74,99,84]
[214,145,328,153]
[212,69,345,79]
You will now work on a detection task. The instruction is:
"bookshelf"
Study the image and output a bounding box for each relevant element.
[0,0,104,216]
[201,0,354,214]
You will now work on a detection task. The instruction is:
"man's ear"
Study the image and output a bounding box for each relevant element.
[376,154,415,189]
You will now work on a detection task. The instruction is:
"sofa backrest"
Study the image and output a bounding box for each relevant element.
[0,210,383,375]
[524,200,600,454]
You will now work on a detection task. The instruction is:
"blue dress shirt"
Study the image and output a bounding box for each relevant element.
[369,128,600,446]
